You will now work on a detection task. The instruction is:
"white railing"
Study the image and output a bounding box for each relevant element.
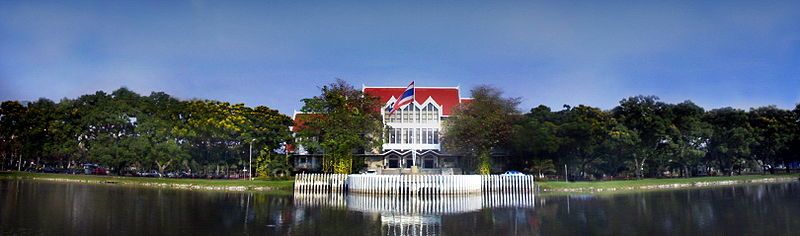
[294,173,536,195]
[347,174,482,195]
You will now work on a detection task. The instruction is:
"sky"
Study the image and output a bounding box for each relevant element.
[1,0,799,115]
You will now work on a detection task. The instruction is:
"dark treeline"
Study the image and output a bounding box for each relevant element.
[3,86,800,179]
[507,95,800,179]
[0,87,292,177]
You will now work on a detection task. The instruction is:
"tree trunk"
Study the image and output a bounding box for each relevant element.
[684,165,690,178]
[156,160,173,177]
[478,151,491,175]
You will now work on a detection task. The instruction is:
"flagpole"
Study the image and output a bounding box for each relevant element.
[411,81,416,169]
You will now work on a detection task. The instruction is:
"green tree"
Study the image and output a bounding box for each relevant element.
[748,106,794,173]
[298,79,383,174]
[444,85,520,174]
[557,105,615,179]
[525,159,556,179]
[612,95,672,178]
[788,104,800,169]
[704,108,756,176]
[0,101,27,170]
[511,105,561,171]
[603,123,640,178]
[663,101,711,177]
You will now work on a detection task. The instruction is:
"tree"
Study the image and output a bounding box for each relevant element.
[612,95,671,178]
[662,101,710,177]
[787,104,800,169]
[444,85,520,174]
[557,105,615,179]
[603,123,640,178]
[704,108,756,176]
[510,105,561,171]
[0,101,27,170]
[298,79,383,174]
[525,159,556,179]
[748,106,794,173]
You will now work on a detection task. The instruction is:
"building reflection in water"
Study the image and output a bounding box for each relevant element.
[293,192,536,236]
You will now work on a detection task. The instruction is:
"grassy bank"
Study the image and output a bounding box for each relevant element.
[537,174,800,193]
[0,171,295,191]
[4,171,798,194]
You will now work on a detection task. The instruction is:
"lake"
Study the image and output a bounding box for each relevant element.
[1,179,798,235]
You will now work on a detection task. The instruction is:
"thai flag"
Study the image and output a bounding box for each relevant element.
[388,81,414,115]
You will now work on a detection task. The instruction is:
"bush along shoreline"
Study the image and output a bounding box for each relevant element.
[0,171,294,192]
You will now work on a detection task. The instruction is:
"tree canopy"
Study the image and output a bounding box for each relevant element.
[443,85,520,174]
[296,79,383,174]
[0,87,292,177]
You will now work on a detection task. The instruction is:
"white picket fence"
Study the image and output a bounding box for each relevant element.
[480,175,536,193]
[293,173,536,195]
[294,173,348,193]
[348,174,483,195]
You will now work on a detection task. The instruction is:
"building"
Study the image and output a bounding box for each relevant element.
[291,84,473,174]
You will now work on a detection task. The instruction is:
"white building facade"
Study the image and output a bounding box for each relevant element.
[292,84,473,174]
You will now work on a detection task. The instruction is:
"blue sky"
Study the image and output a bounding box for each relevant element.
[1,0,799,115]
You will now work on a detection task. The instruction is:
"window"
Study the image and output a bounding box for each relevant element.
[387,128,396,144]
[415,128,421,144]
[426,128,433,144]
[433,128,439,144]
[412,105,417,123]
[388,155,400,168]
[424,103,439,123]
[403,105,411,123]
[396,129,401,143]
[424,159,435,168]
[421,105,427,122]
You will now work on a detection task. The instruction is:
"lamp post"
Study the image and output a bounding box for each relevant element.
[249,139,256,180]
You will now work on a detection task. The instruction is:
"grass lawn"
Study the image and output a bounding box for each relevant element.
[0,171,295,190]
[537,174,800,192]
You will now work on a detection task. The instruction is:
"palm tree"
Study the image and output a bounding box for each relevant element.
[525,159,556,179]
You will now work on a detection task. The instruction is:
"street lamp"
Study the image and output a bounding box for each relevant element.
[249,139,256,180]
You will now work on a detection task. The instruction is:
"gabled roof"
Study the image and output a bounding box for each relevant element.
[290,112,322,132]
[363,86,469,116]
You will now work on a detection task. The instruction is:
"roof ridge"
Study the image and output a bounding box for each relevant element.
[363,86,460,89]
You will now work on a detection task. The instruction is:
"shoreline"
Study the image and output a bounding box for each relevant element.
[538,174,800,193]
[3,171,799,194]
[0,171,294,192]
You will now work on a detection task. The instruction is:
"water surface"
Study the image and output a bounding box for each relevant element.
[1,179,798,235]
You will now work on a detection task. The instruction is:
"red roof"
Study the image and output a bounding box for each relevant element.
[290,113,321,132]
[288,113,322,153]
[363,87,468,116]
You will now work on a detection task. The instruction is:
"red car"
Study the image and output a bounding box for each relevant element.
[82,164,108,175]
